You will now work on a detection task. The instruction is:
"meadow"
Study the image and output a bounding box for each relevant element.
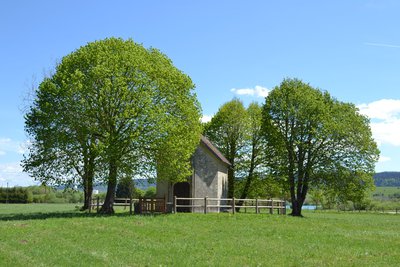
[0,204,399,266]
[372,186,400,198]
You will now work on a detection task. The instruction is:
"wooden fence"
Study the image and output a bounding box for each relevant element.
[88,196,286,215]
[89,197,166,215]
[173,196,286,215]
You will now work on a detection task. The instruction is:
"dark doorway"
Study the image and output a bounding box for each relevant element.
[174,182,191,212]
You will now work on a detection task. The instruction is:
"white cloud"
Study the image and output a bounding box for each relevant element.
[369,120,400,146]
[201,115,213,123]
[378,155,391,163]
[0,137,28,155]
[0,163,22,174]
[358,99,400,120]
[231,85,270,98]
[358,99,400,147]
[0,162,35,187]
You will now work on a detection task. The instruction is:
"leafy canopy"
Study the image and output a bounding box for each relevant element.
[262,78,379,215]
[23,38,202,191]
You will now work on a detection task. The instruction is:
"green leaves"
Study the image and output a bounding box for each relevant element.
[203,99,269,199]
[23,37,202,197]
[262,78,379,215]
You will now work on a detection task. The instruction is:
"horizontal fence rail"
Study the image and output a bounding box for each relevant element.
[89,197,166,215]
[173,196,286,215]
[88,196,286,215]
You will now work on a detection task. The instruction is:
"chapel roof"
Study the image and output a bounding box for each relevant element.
[200,135,231,166]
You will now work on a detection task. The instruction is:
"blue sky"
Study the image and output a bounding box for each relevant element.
[1,0,400,186]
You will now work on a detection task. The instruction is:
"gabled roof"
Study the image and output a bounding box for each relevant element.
[200,135,231,166]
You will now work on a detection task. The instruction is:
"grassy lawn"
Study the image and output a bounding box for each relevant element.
[0,204,399,266]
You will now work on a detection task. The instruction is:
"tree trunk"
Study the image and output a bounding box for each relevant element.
[290,199,303,217]
[290,174,309,217]
[227,166,234,198]
[289,173,305,217]
[236,151,256,211]
[236,173,253,211]
[81,172,94,211]
[81,179,93,211]
[80,152,95,211]
[226,141,237,199]
[99,159,117,214]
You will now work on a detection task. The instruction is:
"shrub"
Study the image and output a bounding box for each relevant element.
[0,187,30,203]
[116,178,135,198]
[144,186,156,198]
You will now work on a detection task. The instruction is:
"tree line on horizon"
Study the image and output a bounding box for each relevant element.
[0,183,157,204]
[373,172,400,187]
[22,37,379,216]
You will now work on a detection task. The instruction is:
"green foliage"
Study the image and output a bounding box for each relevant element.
[262,78,379,216]
[372,186,400,200]
[144,186,156,198]
[116,177,134,198]
[204,101,275,201]
[367,187,400,211]
[204,99,271,200]
[62,37,202,184]
[115,178,145,199]
[0,187,30,203]
[235,175,287,199]
[204,99,248,197]
[134,188,145,198]
[23,37,202,213]
[236,102,270,199]
[0,186,84,204]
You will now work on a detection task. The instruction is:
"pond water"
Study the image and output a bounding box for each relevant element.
[286,205,317,210]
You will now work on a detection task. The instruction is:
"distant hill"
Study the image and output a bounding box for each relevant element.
[57,179,156,192]
[374,172,400,187]
[93,179,156,192]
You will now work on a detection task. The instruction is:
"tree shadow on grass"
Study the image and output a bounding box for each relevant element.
[0,211,137,221]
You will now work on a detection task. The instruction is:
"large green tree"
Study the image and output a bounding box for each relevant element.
[23,38,202,214]
[262,78,379,216]
[203,100,269,202]
[237,102,266,202]
[23,77,100,210]
[203,99,248,198]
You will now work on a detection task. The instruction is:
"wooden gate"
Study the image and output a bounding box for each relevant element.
[139,198,166,214]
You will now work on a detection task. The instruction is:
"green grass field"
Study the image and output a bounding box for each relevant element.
[373,186,400,197]
[0,204,399,266]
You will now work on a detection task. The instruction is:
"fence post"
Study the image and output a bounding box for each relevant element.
[173,196,177,213]
[129,195,133,215]
[277,201,281,215]
[256,198,259,214]
[232,197,236,214]
[270,199,273,214]
[88,196,92,213]
[96,196,100,212]
[204,197,208,214]
[283,201,286,215]
[164,195,167,213]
